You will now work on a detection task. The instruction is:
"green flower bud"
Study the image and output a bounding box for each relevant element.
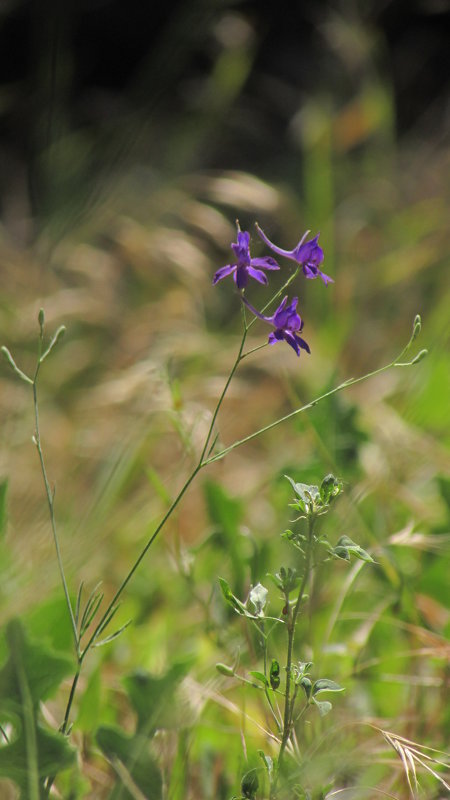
[269,659,280,690]
[215,663,235,677]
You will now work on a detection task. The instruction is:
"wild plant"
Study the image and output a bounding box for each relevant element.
[0,220,429,798]
[218,474,374,799]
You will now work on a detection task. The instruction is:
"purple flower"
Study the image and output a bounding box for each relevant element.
[243,295,311,357]
[213,226,280,289]
[256,225,333,285]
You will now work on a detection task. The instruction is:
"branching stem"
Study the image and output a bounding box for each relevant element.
[273,516,315,796]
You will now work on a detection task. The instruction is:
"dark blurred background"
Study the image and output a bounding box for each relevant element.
[0,0,449,237]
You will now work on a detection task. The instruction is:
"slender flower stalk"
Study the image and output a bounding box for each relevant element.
[32,326,79,656]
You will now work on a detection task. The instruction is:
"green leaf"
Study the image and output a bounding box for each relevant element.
[298,677,312,698]
[319,474,343,505]
[336,536,374,563]
[0,479,8,538]
[249,671,269,687]
[122,658,193,734]
[285,475,320,512]
[313,679,345,696]
[75,666,101,734]
[218,577,256,618]
[204,481,245,595]
[313,699,333,717]
[266,571,283,591]
[96,725,162,800]
[97,659,192,800]
[249,583,268,616]
[333,545,350,561]
[258,750,274,780]
[241,768,259,799]
[0,619,75,794]
[26,595,75,654]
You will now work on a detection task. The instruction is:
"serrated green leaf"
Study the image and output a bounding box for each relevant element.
[0,619,75,793]
[122,658,193,734]
[96,725,162,800]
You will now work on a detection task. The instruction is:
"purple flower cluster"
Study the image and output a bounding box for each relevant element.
[213,221,333,359]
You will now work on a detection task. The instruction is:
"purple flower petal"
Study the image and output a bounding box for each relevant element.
[294,334,311,354]
[273,296,299,329]
[319,271,334,285]
[236,230,250,250]
[246,266,269,285]
[256,224,296,258]
[302,264,319,279]
[256,225,333,285]
[241,295,273,322]
[234,265,249,289]
[250,256,280,270]
[213,264,236,285]
[295,234,324,266]
[283,331,301,356]
[268,330,284,345]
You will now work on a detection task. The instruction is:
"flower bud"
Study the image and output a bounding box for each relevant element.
[412,314,421,339]
[215,663,235,677]
[411,349,428,365]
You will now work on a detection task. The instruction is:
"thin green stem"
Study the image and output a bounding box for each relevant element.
[273,516,315,796]
[60,667,81,734]
[202,347,421,467]
[199,311,248,463]
[260,622,283,732]
[82,466,201,656]
[241,342,269,359]
[43,667,82,798]
[246,266,300,331]
[32,365,78,655]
